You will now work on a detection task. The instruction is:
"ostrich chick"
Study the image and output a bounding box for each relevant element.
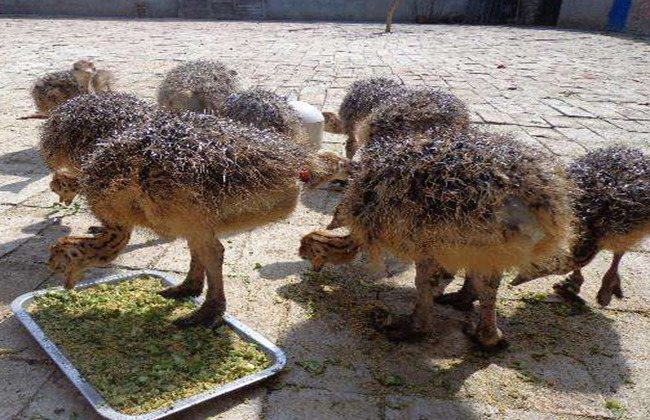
[322,77,404,158]
[515,146,650,305]
[439,146,650,309]
[221,88,311,148]
[40,92,158,203]
[91,69,117,92]
[48,112,316,327]
[360,85,470,144]
[300,129,574,350]
[325,85,470,226]
[157,60,240,114]
[220,88,353,187]
[23,60,96,119]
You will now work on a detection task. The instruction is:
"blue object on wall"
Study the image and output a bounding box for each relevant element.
[607,0,633,32]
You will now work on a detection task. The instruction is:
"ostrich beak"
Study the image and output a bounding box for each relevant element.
[59,196,73,206]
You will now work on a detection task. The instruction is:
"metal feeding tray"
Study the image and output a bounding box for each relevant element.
[11,270,287,420]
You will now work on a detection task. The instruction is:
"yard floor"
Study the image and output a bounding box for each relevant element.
[1,17,649,420]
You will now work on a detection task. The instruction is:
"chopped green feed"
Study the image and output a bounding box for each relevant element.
[29,276,271,415]
[296,360,325,376]
[377,373,405,387]
[605,400,626,418]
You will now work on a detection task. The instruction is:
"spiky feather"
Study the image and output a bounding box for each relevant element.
[157,60,240,113]
[339,128,574,274]
[220,88,308,147]
[569,145,650,248]
[40,92,158,173]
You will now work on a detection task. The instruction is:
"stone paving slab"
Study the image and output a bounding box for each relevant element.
[0,205,57,259]
[0,17,649,420]
[266,388,381,420]
[0,359,54,420]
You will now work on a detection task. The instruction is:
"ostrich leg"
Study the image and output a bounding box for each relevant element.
[468,274,508,352]
[412,261,454,332]
[435,276,478,311]
[597,252,625,307]
[383,260,453,342]
[553,240,600,305]
[159,247,205,299]
[553,269,587,305]
[175,238,226,328]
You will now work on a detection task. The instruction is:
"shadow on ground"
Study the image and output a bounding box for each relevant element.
[299,186,341,215]
[258,251,411,281]
[274,265,629,417]
[0,216,70,261]
[124,238,168,254]
[0,147,48,193]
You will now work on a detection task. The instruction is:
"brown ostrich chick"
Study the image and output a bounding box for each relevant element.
[300,128,574,350]
[323,77,404,158]
[221,88,310,148]
[324,85,470,225]
[40,92,158,203]
[91,69,117,92]
[439,146,650,310]
[157,60,240,114]
[515,146,650,305]
[360,86,470,145]
[325,80,470,162]
[24,60,96,118]
[48,112,317,327]
[219,88,353,187]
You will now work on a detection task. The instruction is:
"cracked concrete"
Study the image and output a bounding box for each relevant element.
[0,17,649,420]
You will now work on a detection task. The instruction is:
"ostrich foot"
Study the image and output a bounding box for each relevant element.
[464,322,509,353]
[596,272,623,307]
[552,278,586,306]
[159,283,203,300]
[366,307,425,342]
[435,291,476,312]
[174,302,224,328]
[613,283,624,299]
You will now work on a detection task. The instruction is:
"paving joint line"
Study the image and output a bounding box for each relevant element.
[10,369,56,420]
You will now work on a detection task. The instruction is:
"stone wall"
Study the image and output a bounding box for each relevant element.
[0,0,179,18]
[1,0,649,36]
[517,0,542,24]
[628,0,650,35]
[265,0,419,22]
[0,0,491,23]
[558,0,615,31]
